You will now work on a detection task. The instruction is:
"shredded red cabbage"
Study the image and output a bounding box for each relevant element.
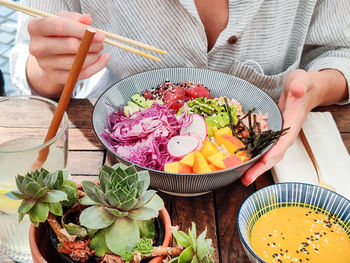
[101,103,181,170]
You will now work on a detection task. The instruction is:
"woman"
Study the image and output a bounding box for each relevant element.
[10,0,350,185]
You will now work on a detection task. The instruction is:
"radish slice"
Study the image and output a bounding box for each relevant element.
[180,114,207,141]
[167,135,199,158]
[184,132,203,151]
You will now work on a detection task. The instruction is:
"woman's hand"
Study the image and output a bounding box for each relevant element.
[26,11,110,97]
[241,68,348,186]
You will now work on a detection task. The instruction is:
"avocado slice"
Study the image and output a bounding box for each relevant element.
[131,93,154,108]
[205,107,237,137]
[124,101,141,117]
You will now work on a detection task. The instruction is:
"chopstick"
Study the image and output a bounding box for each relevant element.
[0,0,166,62]
[31,28,96,171]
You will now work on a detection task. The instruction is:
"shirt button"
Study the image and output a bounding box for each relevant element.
[228,36,238,45]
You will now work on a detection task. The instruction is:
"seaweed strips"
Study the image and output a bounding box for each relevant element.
[224,98,290,158]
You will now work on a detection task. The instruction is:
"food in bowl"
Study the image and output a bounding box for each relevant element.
[93,68,283,194]
[237,183,350,263]
[101,80,287,174]
[250,205,350,263]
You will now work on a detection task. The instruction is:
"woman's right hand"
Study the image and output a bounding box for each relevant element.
[26,11,110,97]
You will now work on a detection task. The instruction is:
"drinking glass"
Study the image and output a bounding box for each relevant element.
[0,95,68,262]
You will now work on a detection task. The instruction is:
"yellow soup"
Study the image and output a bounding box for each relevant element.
[250,205,350,263]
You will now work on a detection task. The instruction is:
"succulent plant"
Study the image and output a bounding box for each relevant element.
[79,163,164,260]
[8,168,78,226]
[170,223,215,263]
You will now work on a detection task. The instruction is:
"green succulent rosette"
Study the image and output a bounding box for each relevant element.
[170,222,215,263]
[79,163,164,260]
[8,168,78,226]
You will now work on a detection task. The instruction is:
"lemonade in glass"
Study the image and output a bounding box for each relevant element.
[0,96,68,262]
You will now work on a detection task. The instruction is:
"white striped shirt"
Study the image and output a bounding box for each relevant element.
[10,0,350,102]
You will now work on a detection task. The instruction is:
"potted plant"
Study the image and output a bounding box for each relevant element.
[9,164,215,263]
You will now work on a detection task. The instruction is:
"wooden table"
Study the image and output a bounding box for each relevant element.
[1,99,349,263]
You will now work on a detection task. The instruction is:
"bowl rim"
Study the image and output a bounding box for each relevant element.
[236,182,350,262]
[92,67,283,176]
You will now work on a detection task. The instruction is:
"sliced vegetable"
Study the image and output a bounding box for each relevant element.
[180,114,207,142]
[167,135,199,158]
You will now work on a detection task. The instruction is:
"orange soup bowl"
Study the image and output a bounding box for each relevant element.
[237,182,350,263]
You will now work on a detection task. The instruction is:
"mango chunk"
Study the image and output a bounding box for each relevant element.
[217,135,245,155]
[207,152,226,169]
[214,127,233,146]
[200,140,219,159]
[235,150,252,162]
[193,151,212,173]
[179,152,195,167]
[214,126,233,137]
[164,162,179,173]
[208,164,219,171]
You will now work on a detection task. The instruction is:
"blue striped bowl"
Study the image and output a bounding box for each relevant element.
[237,182,350,262]
[92,68,282,195]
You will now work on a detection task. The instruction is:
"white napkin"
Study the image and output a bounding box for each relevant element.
[271,112,350,200]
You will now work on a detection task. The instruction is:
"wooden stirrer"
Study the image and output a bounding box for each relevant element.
[31,27,96,171]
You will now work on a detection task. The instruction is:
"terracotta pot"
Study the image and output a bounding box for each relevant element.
[29,184,172,263]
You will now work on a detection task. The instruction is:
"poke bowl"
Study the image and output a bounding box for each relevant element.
[237,183,350,263]
[92,68,283,196]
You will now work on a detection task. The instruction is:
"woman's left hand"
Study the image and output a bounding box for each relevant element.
[241,69,319,186]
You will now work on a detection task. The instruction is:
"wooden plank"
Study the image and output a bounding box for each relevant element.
[215,181,255,263]
[105,151,120,166]
[0,127,104,150]
[0,127,49,144]
[68,151,104,176]
[170,192,220,262]
[69,128,103,150]
[66,99,96,128]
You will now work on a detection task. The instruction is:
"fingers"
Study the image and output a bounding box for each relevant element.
[56,11,92,25]
[44,53,110,85]
[37,53,101,71]
[79,53,110,80]
[241,161,270,186]
[242,69,314,186]
[26,10,108,90]
[28,16,104,41]
[30,36,104,57]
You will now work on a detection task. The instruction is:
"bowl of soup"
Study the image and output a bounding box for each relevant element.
[237,183,350,263]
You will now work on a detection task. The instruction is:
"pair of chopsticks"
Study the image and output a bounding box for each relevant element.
[0,0,166,62]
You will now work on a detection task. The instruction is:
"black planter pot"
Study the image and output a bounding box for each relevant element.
[49,217,165,263]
